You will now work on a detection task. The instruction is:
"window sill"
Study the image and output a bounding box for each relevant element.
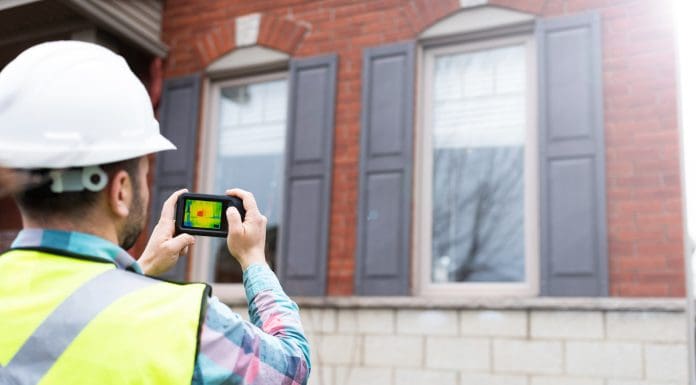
[281,296,687,313]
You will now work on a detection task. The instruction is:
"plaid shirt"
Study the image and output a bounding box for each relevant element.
[9,229,311,385]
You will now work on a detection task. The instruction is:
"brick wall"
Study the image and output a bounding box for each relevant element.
[160,0,684,296]
[230,303,688,385]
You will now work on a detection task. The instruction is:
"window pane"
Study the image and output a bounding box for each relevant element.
[430,45,526,283]
[210,78,287,283]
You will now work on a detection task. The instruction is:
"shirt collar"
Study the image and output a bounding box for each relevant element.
[11,229,143,274]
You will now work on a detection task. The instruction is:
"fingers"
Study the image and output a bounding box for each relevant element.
[225,188,260,215]
[164,233,195,254]
[160,188,189,221]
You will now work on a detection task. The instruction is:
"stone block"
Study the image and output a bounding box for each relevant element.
[606,312,686,343]
[493,339,562,374]
[566,341,642,379]
[460,310,527,337]
[397,309,458,335]
[426,337,490,370]
[364,335,423,367]
[531,311,603,339]
[302,308,337,334]
[394,369,457,385]
[531,376,603,385]
[608,381,680,385]
[338,309,395,334]
[308,366,334,385]
[460,373,528,385]
[318,335,362,366]
[644,344,688,382]
[334,367,391,385]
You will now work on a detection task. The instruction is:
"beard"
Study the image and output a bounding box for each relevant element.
[119,190,146,250]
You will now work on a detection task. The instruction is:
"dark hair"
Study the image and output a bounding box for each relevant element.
[15,157,142,219]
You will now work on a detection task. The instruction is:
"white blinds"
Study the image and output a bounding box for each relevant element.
[433,44,526,149]
[218,79,287,156]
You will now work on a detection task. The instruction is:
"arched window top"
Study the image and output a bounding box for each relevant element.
[206,46,289,78]
[419,6,536,41]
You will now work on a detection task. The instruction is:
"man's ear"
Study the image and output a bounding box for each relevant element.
[108,170,132,219]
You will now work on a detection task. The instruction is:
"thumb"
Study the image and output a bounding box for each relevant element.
[164,233,195,254]
[227,207,243,235]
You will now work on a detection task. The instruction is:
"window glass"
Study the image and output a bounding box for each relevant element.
[210,78,287,283]
[430,45,527,283]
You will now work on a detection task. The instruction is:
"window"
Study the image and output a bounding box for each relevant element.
[417,35,539,296]
[196,73,288,294]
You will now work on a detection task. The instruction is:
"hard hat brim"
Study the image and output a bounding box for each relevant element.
[0,133,176,170]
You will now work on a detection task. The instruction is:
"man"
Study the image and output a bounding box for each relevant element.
[0,41,310,385]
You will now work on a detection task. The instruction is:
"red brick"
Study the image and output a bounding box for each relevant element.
[634,241,682,257]
[612,255,667,271]
[614,282,670,297]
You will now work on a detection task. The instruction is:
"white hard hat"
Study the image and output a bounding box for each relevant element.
[0,41,175,169]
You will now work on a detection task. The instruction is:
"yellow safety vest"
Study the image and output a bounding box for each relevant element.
[0,248,210,385]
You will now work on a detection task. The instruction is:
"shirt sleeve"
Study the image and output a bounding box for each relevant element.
[192,264,311,385]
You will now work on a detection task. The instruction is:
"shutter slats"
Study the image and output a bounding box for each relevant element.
[279,54,337,296]
[355,42,415,295]
[538,12,608,296]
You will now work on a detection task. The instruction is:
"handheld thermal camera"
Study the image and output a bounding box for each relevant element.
[174,193,246,237]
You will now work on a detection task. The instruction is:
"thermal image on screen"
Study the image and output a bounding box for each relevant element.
[183,199,223,230]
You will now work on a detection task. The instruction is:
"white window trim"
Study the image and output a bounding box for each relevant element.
[206,46,289,79]
[414,34,540,297]
[193,71,288,301]
[418,6,535,41]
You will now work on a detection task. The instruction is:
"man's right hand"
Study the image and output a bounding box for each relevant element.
[225,188,268,271]
[139,188,195,276]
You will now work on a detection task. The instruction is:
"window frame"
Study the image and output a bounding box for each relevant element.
[193,71,289,300]
[414,34,540,297]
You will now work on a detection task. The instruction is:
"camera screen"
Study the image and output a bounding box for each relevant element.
[182,198,223,230]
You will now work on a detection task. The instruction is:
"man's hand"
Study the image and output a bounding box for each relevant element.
[139,188,195,276]
[225,188,268,271]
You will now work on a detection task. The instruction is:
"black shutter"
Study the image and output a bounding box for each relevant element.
[355,41,415,295]
[279,54,337,296]
[150,74,201,281]
[538,13,608,296]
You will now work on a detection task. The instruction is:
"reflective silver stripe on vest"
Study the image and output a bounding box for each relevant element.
[0,269,157,385]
